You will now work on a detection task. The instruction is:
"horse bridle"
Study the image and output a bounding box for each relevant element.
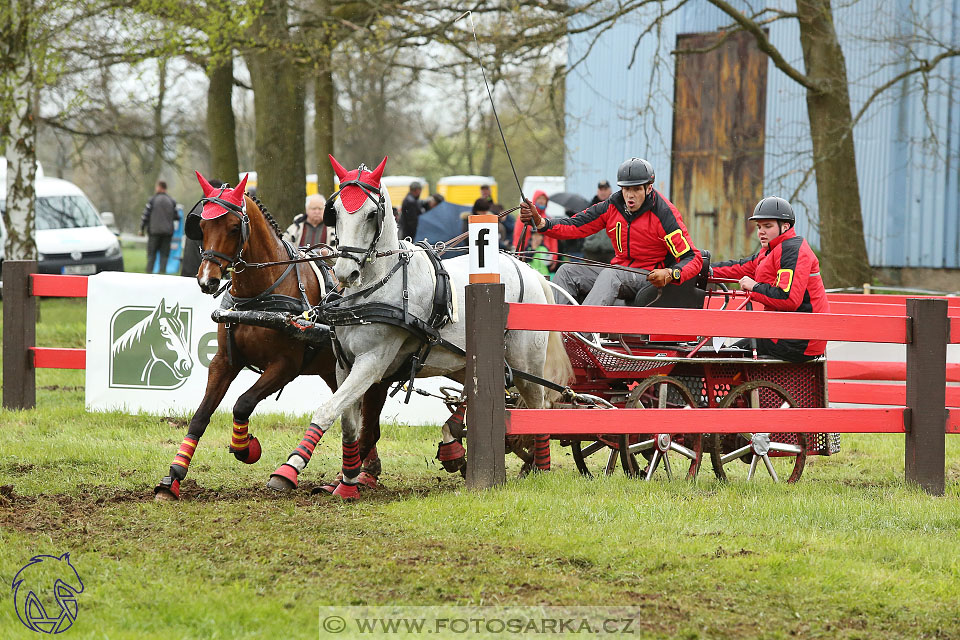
[325,165,387,267]
[185,185,251,276]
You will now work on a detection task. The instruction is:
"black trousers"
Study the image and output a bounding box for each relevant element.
[731,338,818,363]
[146,233,173,274]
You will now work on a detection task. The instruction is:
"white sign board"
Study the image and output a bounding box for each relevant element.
[467,214,500,281]
[84,272,451,424]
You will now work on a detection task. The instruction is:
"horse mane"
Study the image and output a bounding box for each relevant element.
[113,314,155,354]
[247,194,284,240]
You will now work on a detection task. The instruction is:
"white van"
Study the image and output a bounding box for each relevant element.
[520,176,566,218]
[0,160,123,276]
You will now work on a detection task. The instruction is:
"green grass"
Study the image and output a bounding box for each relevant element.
[1,299,959,639]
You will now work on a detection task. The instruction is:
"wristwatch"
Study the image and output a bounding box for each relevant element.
[671,268,681,282]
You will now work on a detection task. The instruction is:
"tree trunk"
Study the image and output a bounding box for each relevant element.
[246,0,305,228]
[206,57,239,184]
[797,0,872,287]
[314,61,334,197]
[1,0,38,261]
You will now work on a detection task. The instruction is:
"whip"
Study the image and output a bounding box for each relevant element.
[454,10,534,252]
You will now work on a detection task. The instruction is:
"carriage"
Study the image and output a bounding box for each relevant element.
[512,256,839,483]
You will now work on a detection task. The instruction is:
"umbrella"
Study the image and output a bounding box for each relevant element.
[549,192,591,214]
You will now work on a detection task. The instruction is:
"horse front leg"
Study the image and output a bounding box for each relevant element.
[155,353,241,500]
[266,351,394,494]
[228,358,303,465]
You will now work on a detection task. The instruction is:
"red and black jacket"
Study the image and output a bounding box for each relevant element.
[540,189,702,283]
[713,228,829,357]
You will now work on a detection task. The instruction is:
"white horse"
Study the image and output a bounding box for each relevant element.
[266,156,573,498]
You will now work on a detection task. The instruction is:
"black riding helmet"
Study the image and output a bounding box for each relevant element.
[748,196,795,226]
[616,157,655,187]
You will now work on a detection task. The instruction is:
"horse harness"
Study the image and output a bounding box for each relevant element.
[187,190,337,374]
[319,240,460,403]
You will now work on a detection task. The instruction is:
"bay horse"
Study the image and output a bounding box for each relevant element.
[153,173,390,500]
[265,156,573,499]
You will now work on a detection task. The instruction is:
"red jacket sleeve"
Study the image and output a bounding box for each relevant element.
[749,238,811,311]
[712,252,760,279]
[540,201,609,239]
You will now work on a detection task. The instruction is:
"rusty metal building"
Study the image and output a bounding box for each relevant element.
[565,0,960,268]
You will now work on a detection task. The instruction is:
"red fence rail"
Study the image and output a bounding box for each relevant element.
[464,286,952,496]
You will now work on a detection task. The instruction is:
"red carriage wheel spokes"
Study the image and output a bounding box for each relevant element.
[621,376,703,480]
[710,380,807,483]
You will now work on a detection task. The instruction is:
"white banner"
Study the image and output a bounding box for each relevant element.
[467,215,500,277]
[84,272,452,424]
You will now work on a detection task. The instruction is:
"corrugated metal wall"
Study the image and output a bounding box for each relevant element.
[566,0,960,267]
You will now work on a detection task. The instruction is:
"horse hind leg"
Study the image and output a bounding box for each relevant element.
[356,382,390,488]
[268,351,394,496]
[514,378,552,473]
[155,354,241,500]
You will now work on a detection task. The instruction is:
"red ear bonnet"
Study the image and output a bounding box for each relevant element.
[329,155,388,213]
[196,171,249,219]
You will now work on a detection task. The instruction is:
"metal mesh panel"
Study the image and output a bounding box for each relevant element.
[563,335,672,374]
[744,362,839,456]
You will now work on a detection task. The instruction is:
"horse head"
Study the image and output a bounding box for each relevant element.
[327,155,393,286]
[151,298,193,378]
[190,172,250,294]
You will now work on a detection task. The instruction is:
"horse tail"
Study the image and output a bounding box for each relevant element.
[533,271,574,403]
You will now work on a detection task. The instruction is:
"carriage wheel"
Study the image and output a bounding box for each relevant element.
[710,380,807,483]
[620,376,702,480]
[570,435,631,478]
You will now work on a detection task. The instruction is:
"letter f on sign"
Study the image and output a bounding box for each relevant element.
[475,228,490,268]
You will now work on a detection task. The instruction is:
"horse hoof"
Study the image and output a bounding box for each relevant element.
[356,471,378,489]
[437,440,466,473]
[267,464,298,492]
[362,457,382,478]
[332,482,360,500]
[232,437,262,465]
[153,477,180,500]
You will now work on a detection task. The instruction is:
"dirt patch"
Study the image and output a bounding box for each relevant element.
[39,385,83,392]
[161,416,189,429]
[711,546,755,558]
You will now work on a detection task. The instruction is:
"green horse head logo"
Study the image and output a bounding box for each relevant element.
[110,299,193,389]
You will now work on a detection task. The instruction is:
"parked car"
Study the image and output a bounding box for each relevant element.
[0,160,123,277]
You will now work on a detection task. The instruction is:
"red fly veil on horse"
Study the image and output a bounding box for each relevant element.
[195,171,249,219]
[329,155,387,213]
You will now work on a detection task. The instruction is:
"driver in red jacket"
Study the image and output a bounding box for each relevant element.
[712,196,830,361]
[519,157,702,307]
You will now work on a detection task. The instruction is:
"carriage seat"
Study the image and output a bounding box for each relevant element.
[628,249,711,310]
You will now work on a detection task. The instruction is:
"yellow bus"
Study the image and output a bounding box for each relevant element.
[436,175,498,206]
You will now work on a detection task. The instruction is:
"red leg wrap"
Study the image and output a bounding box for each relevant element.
[294,423,326,463]
[342,440,362,477]
[270,463,299,488]
[171,435,198,472]
[534,435,551,471]
[444,403,467,437]
[230,420,250,451]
